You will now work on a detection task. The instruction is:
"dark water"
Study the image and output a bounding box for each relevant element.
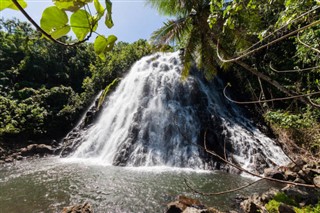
[0,157,281,213]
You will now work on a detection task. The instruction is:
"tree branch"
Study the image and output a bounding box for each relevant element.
[237,6,320,54]
[184,178,264,196]
[223,84,320,105]
[11,0,93,47]
[297,32,320,54]
[269,63,320,73]
[217,20,320,63]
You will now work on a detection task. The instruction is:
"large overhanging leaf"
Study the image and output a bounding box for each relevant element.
[0,0,27,11]
[40,6,70,39]
[53,0,93,12]
[94,35,117,60]
[70,9,93,40]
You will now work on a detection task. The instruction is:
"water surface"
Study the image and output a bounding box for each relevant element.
[0,158,282,213]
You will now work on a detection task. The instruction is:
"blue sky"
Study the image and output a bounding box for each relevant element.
[0,0,168,43]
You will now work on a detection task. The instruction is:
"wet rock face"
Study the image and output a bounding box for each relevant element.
[59,101,102,157]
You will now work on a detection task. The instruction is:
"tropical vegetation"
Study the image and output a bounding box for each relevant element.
[0,18,152,142]
[147,0,320,156]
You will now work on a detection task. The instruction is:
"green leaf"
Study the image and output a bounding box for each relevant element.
[106,35,117,51]
[105,0,114,28]
[51,25,71,39]
[94,35,108,60]
[40,6,70,39]
[70,9,91,40]
[0,0,27,11]
[54,0,93,12]
[94,0,105,16]
[94,35,117,60]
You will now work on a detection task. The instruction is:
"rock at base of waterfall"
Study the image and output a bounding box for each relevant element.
[263,168,285,180]
[314,176,320,187]
[61,202,93,213]
[166,195,221,213]
[20,144,54,157]
[278,203,295,213]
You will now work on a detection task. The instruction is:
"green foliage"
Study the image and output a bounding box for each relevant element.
[264,110,314,129]
[265,192,297,213]
[0,19,153,142]
[1,0,116,58]
[94,35,117,60]
[294,201,320,213]
[266,193,320,213]
[97,78,120,110]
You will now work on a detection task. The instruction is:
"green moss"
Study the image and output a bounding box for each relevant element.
[265,199,281,213]
[266,193,320,213]
[265,192,297,213]
[294,201,320,213]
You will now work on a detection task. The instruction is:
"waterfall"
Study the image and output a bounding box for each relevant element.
[66,51,289,172]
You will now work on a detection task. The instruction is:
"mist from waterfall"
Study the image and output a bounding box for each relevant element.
[68,51,289,172]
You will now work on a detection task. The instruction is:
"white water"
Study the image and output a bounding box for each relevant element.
[69,52,289,172]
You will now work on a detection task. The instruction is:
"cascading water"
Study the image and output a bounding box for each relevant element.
[65,51,289,172]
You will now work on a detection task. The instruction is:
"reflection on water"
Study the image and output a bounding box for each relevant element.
[0,158,281,213]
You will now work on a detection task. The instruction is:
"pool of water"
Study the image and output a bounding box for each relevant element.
[0,157,281,212]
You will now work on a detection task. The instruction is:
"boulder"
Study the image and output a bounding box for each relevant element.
[278,203,295,213]
[166,196,220,213]
[4,157,13,163]
[20,144,54,157]
[61,202,93,213]
[313,176,320,188]
[264,168,285,180]
[284,170,298,181]
[281,185,320,206]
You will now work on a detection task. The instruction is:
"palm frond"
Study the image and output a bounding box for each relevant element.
[146,0,191,16]
[150,17,191,45]
[181,26,201,78]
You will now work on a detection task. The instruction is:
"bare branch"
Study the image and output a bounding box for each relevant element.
[297,32,320,54]
[269,63,320,73]
[12,0,94,47]
[217,20,320,63]
[184,178,263,196]
[223,84,320,105]
[237,6,320,54]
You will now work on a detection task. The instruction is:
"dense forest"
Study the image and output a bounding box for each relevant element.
[0,18,153,142]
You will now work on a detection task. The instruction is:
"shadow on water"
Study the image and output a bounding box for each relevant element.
[0,158,282,213]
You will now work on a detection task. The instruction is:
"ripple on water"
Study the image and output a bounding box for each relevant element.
[0,158,282,213]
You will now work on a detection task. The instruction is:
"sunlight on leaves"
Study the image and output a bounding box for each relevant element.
[94,35,117,60]
[40,6,70,39]
[70,9,91,40]
[53,0,92,12]
[0,0,27,11]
